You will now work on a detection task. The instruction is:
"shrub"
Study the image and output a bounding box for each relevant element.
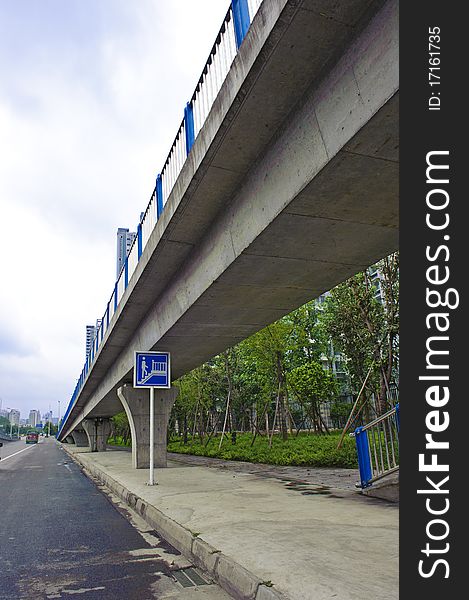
[167,431,357,469]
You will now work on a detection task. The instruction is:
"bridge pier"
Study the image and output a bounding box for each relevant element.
[65,436,75,444]
[82,418,111,452]
[117,384,178,469]
[70,430,89,447]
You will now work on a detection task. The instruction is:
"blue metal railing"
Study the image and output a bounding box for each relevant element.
[59,0,263,437]
[351,403,400,489]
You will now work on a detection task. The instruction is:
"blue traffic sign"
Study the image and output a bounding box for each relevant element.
[134,351,171,388]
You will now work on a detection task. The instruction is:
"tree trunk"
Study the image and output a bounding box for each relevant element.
[276,352,288,441]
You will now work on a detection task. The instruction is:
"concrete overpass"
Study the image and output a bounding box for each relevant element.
[59,0,398,466]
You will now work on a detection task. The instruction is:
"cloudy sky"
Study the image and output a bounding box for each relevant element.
[0,0,229,420]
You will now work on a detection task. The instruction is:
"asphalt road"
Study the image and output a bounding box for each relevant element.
[0,438,231,599]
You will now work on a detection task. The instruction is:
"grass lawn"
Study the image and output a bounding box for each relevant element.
[166,431,358,469]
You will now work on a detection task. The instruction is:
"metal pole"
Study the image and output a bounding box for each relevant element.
[149,387,155,485]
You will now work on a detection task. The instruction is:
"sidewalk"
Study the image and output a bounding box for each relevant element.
[63,445,398,600]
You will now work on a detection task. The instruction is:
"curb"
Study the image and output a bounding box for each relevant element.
[63,446,288,600]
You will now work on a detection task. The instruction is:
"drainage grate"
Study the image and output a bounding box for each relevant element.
[173,567,210,588]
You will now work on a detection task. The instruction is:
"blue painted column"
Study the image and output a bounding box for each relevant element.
[114,282,118,312]
[354,427,373,488]
[156,174,163,220]
[137,224,142,259]
[184,102,195,154]
[232,0,250,48]
[124,258,129,289]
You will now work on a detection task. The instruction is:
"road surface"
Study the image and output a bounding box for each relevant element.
[0,437,231,599]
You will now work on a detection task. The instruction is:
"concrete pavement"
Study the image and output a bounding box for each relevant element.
[63,444,398,600]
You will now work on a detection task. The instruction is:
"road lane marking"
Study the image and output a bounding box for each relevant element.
[0,445,36,462]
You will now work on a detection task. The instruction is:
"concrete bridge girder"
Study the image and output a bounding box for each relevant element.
[117,384,178,469]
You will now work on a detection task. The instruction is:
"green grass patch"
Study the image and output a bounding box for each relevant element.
[167,431,358,469]
[108,435,131,447]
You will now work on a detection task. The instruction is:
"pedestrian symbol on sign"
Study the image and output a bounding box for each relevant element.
[134,351,170,388]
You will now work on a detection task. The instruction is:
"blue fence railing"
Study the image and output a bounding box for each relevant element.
[59,0,263,437]
[351,403,400,489]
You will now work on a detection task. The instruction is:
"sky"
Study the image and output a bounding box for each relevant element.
[0,0,231,420]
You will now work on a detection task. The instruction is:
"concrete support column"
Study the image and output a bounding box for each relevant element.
[82,418,111,452]
[65,436,75,444]
[70,430,89,447]
[117,384,178,469]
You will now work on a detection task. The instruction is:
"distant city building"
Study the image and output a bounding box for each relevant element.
[86,325,96,357]
[42,411,53,424]
[368,265,384,304]
[51,417,59,425]
[29,410,41,427]
[116,228,137,278]
[86,318,103,358]
[20,418,28,425]
[9,409,20,425]
[0,408,9,419]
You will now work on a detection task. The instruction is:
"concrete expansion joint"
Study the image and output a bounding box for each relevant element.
[342,147,399,164]
[61,445,291,600]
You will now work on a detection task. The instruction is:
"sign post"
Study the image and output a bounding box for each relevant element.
[134,351,171,486]
[149,387,155,485]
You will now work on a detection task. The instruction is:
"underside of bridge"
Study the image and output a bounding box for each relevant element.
[60,0,398,443]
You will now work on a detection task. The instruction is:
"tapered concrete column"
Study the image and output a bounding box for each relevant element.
[70,430,89,447]
[117,384,178,469]
[82,418,111,452]
[65,436,75,444]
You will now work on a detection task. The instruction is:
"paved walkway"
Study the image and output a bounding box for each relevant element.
[168,452,362,490]
[64,445,398,600]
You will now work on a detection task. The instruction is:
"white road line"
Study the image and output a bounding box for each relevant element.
[0,445,36,462]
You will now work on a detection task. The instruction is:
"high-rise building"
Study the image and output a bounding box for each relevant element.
[369,265,385,304]
[86,324,95,357]
[29,410,40,427]
[9,409,20,425]
[116,228,137,278]
[86,319,103,358]
[42,411,53,424]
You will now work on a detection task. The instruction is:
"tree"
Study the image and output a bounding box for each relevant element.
[286,300,327,369]
[42,421,58,436]
[320,252,399,415]
[288,361,338,433]
[0,415,10,431]
[110,412,131,445]
[246,320,293,441]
